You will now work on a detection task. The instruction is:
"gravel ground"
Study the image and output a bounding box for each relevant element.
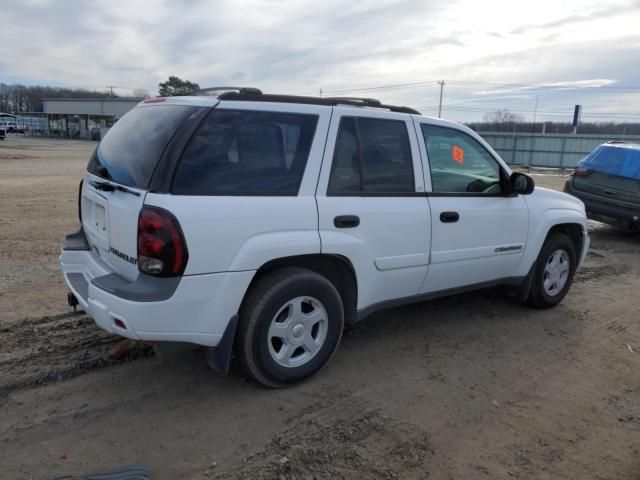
[1,136,639,480]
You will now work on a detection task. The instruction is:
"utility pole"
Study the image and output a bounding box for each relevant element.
[528,95,539,169]
[437,80,445,118]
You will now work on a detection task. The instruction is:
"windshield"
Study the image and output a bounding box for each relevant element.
[579,145,640,181]
[87,104,193,188]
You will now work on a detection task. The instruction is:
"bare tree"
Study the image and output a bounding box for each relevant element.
[483,109,525,124]
[131,88,151,99]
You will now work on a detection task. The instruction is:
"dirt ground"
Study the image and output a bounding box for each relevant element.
[1,136,639,480]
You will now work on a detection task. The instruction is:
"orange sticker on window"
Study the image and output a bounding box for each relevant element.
[452,145,464,164]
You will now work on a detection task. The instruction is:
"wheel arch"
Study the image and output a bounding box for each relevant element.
[516,208,587,277]
[545,223,584,259]
[244,254,358,325]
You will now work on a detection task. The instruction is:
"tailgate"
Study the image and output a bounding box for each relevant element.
[82,173,146,281]
[572,171,640,206]
[80,102,196,281]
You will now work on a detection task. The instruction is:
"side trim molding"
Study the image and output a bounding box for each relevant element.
[355,275,529,322]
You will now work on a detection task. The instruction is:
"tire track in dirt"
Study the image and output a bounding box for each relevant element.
[0,312,152,396]
[214,388,434,479]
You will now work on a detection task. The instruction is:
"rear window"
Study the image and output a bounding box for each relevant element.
[579,145,640,180]
[88,105,192,188]
[172,109,318,195]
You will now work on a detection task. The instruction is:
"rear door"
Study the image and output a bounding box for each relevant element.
[416,121,528,293]
[82,103,194,281]
[316,108,431,310]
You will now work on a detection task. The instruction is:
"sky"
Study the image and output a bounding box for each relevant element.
[1,0,640,123]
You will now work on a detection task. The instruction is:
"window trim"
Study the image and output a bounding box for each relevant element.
[170,107,320,197]
[326,115,418,197]
[420,123,511,197]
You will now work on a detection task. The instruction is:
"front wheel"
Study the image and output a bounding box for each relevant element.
[527,233,577,308]
[235,267,344,388]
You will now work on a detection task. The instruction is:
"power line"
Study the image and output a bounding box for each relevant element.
[419,105,640,116]
[295,80,439,96]
[446,80,640,91]
[417,106,640,121]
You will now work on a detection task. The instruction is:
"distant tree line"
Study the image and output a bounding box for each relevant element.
[464,110,640,135]
[0,83,143,114]
[0,75,200,113]
[466,120,640,135]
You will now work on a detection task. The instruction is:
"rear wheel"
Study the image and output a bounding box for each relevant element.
[527,233,577,308]
[235,267,344,387]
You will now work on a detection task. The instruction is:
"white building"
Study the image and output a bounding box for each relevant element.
[35,98,142,139]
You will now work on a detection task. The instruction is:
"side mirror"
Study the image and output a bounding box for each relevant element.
[509,172,535,195]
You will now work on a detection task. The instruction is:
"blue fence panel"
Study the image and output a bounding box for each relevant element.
[478,132,640,168]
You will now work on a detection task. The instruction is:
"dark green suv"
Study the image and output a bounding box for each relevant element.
[564,142,640,227]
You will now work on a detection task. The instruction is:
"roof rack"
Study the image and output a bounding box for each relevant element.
[605,140,627,144]
[216,92,421,115]
[192,86,263,96]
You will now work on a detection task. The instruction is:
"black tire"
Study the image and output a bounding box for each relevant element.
[235,267,344,388]
[527,233,577,309]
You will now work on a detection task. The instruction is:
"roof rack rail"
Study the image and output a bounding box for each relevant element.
[217,92,421,115]
[192,86,263,96]
[605,140,627,144]
[324,97,382,106]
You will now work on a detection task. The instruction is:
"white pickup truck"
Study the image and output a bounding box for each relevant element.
[60,89,589,387]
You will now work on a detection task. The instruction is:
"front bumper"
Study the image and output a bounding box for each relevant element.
[579,228,590,269]
[60,229,254,347]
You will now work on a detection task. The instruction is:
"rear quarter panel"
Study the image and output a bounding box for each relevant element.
[146,102,332,275]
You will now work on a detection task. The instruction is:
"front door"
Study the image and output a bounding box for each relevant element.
[316,108,431,310]
[415,121,529,293]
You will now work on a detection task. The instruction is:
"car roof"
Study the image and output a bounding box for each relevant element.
[140,87,420,115]
[138,89,481,146]
[602,141,640,150]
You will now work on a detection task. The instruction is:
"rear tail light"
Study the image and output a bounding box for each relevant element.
[137,206,188,276]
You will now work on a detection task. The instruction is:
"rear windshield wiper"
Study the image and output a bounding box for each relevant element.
[89,180,141,196]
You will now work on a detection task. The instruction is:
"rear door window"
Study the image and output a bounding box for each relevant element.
[172,109,318,195]
[327,116,415,194]
[88,105,193,188]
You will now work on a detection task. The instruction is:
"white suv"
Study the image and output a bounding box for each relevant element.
[60,88,590,387]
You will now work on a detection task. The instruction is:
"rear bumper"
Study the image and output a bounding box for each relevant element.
[565,181,640,224]
[60,230,254,347]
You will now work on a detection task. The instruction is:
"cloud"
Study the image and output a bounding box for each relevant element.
[0,0,639,122]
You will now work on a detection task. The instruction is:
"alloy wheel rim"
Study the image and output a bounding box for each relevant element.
[543,248,570,296]
[267,296,328,368]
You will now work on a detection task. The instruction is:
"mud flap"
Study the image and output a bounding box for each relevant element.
[204,314,238,375]
[517,262,537,301]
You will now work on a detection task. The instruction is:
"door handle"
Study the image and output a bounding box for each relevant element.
[334,215,360,228]
[440,211,459,223]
